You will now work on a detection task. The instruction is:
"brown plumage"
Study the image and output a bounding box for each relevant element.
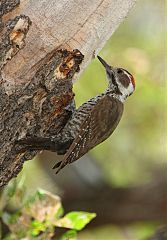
[53,93,123,172]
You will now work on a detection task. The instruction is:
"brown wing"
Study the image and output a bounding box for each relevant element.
[55,96,123,173]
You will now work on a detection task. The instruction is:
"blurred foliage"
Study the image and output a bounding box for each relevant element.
[0,179,96,240]
[79,223,157,240]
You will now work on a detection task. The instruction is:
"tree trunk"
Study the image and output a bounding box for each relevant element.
[0,0,136,186]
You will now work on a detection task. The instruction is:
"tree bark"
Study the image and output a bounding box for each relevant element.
[0,0,136,186]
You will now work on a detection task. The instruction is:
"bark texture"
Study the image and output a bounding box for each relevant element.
[0,0,136,186]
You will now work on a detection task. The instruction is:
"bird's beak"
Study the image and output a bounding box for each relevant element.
[97,55,113,73]
[97,55,115,89]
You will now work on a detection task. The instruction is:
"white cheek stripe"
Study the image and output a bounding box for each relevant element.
[117,72,134,103]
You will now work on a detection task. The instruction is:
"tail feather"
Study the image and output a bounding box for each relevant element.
[52,159,67,174]
[52,160,62,169]
[16,137,54,151]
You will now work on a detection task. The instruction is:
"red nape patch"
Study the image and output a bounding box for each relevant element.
[131,76,136,89]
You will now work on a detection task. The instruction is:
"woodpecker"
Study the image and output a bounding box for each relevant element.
[17,56,136,173]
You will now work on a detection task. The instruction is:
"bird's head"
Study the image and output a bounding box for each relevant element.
[97,56,135,102]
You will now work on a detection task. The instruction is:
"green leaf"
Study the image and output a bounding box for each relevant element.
[30,220,46,236]
[24,189,63,223]
[5,179,17,198]
[2,234,15,240]
[56,211,96,231]
[60,230,77,240]
[2,212,19,225]
[55,206,64,219]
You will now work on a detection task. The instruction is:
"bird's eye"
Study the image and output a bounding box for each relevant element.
[117,69,122,74]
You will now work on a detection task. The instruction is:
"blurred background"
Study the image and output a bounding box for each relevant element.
[5,0,167,239]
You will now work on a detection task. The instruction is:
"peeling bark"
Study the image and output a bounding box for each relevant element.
[0,47,83,186]
[0,0,136,186]
[0,15,31,74]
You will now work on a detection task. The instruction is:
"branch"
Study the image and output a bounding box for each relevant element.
[39,153,167,226]
[0,0,136,186]
[63,176,167,226]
